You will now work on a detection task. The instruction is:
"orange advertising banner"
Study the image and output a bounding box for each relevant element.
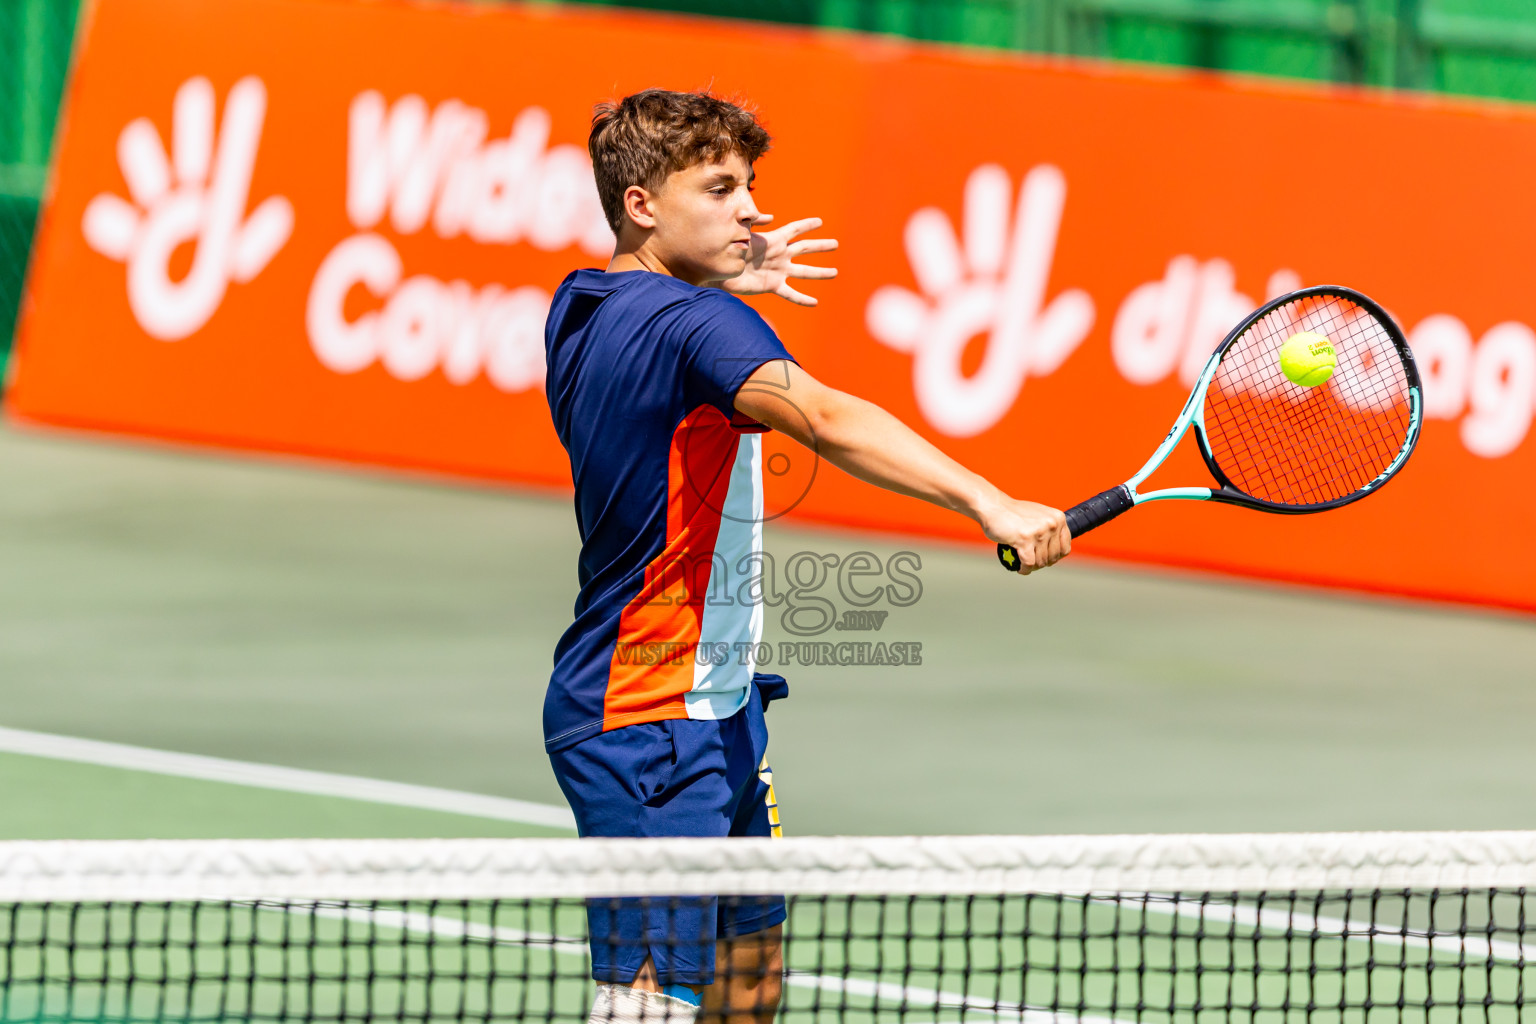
[11,0,1536,610]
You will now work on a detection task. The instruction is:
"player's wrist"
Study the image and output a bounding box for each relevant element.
[959,478,1009,525]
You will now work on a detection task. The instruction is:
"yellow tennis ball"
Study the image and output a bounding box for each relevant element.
[1279,331,1338,387]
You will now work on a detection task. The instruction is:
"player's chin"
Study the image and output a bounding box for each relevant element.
[714,255,749,281]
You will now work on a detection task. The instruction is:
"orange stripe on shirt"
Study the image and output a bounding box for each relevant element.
[604,405,739,730]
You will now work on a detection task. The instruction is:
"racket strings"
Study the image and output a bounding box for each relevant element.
[1213,305,1407,503]
[1216,326,1396,504]
[1204,294,1413,507]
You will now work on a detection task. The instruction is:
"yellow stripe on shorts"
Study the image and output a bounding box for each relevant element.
[758,754,781,838]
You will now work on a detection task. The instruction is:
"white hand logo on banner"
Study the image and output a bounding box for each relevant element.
[866,164,1094,437]
[81,76,294,341]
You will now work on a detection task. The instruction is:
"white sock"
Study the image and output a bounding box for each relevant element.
[589,983,701,1024]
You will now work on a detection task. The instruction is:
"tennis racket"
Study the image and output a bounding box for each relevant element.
[998,285,1422,571]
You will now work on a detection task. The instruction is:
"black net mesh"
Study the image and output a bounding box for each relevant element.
[0,889,1531,1023]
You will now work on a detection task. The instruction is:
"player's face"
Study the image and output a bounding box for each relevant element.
[649,153,759,285]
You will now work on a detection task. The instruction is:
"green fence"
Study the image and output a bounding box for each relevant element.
[593,0,1536,94]
[3,0,1536,378]
[1,0,76,384]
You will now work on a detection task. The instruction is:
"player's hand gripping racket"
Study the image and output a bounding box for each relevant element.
[998,285,1422,571]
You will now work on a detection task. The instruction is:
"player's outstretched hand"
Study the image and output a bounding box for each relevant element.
[723,215,838,306]
[982,498,1070,575]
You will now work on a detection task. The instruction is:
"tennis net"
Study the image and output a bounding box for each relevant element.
[0,831,1533,1022]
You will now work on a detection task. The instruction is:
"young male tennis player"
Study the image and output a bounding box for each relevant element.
[544,90,1070,1024]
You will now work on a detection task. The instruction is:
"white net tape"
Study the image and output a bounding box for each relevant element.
[3,831,1536,902]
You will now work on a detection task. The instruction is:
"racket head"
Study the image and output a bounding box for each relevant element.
[1194,286,1421,513]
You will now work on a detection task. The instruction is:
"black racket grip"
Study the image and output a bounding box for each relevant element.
[1065,485,1134,538]
[995,485,1134,572]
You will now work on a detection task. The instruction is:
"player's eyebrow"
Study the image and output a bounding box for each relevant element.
[702,168,753,187]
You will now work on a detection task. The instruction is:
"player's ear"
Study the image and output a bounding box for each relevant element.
[622,185,657,232]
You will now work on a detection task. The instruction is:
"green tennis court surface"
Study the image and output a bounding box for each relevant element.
[2,422,1536,839]
[0,752,560,840]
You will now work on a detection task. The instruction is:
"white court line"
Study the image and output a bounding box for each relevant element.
[0,725,576,830]
[1088,895,1536,964]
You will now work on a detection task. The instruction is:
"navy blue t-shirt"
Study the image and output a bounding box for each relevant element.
[542,269,795,751]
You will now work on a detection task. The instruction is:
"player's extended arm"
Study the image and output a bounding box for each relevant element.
[735,360,1069,574]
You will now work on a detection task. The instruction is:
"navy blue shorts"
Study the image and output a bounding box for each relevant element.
[548,674,788,986]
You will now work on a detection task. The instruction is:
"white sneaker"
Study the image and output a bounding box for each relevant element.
[589,983,701,1024]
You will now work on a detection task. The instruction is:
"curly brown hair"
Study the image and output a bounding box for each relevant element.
[589,89,772,234]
